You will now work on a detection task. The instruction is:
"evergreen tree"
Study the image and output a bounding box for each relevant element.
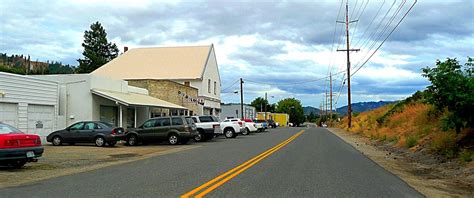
[77,21,119,73]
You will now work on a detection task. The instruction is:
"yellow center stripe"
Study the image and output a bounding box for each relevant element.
[181,130,305,198]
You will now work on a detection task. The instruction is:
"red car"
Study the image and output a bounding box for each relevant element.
[0,123,44,168]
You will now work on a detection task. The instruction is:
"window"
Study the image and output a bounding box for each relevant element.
[84,122,96,130]
[185,117,195,125]
[142,120,156,128]
[208,79,211,93]
[172,117,184,125]
[214,81,217,95]
[69,122,85,130]
[184,81,190,86]
[192,117,198,123]
[199,116,213,123]
[156,118,171,127]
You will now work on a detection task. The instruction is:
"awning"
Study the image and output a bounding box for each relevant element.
[91,89,187,109]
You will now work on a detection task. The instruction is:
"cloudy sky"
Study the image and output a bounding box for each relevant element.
[1,0,473,108]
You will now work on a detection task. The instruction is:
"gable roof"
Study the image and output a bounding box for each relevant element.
[92,45,213,80]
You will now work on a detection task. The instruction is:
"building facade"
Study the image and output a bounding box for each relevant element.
[220,104,256,120]
[91,44,221,117]
[0,72,59,142]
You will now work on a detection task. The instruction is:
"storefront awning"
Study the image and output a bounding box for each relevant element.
[91,89,187,109]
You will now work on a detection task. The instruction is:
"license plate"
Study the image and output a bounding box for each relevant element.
[26,151,35,158]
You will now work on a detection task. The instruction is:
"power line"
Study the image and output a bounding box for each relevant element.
[243,70,346,86]
[220,79,240,92]
[352,0,416,77]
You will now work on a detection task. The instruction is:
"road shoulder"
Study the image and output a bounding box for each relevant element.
[327,127,474,197]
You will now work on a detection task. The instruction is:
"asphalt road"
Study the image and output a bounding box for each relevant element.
[0,127,422,197]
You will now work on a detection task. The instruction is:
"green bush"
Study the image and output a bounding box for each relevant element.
[459,150,473,163]
[406,136,418,148]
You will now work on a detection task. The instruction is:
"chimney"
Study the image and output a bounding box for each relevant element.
[124,46,129,52]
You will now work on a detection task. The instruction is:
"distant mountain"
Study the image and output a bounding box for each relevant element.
[304,101,395,116]
[303,106,321,116]
[336,101,396,115]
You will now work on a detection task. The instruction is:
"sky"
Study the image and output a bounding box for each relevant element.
[1,0,473,108]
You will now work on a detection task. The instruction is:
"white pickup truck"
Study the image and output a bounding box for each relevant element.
[188,116,221,142]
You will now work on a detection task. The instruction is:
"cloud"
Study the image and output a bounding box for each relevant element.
[1,0,472,107]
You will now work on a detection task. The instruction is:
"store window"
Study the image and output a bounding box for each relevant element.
[100,105,118,126]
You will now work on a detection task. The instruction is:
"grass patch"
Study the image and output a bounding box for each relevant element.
[406,136,418,148]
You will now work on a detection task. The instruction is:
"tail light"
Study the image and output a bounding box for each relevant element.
[5,139,20,147]
[238,121,243,127]
[35,137,42,145]
[111,129,117,135]
[212,124,220,129]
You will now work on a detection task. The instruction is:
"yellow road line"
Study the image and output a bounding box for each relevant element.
[181,130,305,198]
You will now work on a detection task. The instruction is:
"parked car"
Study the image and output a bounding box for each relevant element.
[47,121,125,147]
[0,123,44,168]
[242,118,259,133]
[253,120,268,131]
[125,116,197,146]
[218,119,245,138]
[188,115,221,142]
[267,120,277,128]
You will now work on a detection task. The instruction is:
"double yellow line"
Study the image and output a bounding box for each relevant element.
[181,130,305,198]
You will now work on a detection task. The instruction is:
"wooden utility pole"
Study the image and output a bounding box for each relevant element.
[337,1,359,128]
[264,92,267,121]
[240,78,244,119]
[330,72,333,122]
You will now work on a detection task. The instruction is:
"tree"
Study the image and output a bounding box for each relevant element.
[77,21,119,73]
[422,57,474,133]
[275,98,305,126]
[250,97,275,112]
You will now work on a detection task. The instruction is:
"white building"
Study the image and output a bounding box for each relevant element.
[0,72,59,142]
[33,74,187,129]
[220,104,256,121]
[91,44,221,116]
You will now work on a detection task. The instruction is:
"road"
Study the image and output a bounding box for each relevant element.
[0,127,422,197]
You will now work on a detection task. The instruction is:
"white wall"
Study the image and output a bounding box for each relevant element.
[0,72,59,141]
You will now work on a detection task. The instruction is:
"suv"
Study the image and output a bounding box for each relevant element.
[125,116,197,146]
[242,118,259,133]
[188,116,221,142]
[218,119,245,138]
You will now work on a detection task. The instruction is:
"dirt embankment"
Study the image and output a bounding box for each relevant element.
[329,128,474,198]
[0,144,199,188]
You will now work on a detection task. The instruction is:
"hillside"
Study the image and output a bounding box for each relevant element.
[338,93,473,163]
[336,101,395,115]
[303,106,321,115]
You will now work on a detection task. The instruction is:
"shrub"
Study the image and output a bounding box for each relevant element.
[459,150,473,163]
[430,132,458,158]
[406,136,418,148]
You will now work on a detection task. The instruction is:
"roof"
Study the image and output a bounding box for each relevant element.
[91,89,187,109]
[91,45,213,80]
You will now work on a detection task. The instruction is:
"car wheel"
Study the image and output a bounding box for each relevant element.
[10,160,27,169]
[95,136,105,147]
[108,141,117,147]
[224,128,235,138]
[194,132,203,142]
[243,128,249,135]
[126,135,138,146]
[168,134,179,145]
[52,136,63,146]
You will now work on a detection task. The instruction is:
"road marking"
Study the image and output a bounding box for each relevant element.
[181,130,305,198]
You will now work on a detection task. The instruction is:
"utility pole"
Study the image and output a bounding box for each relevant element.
[240,78,244,119]
[337,1,360,128]
[264,92,267,121]
[329,72,333,123]
[325,90,328,117]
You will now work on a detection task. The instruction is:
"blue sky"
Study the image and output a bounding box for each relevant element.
[1,0,473,108]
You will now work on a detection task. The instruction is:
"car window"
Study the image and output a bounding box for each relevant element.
[211,116,219,122]
[142,120,156,128]
[185,117,195,125]
[172,117,184,125]
[99,122,113,128]
[199,116,213,122]
[84,122,95,130]
[95,123,102,129]
[0,123,21,134]
[69,122,85,130]
[192,117,198,123]
[155,118,171,127]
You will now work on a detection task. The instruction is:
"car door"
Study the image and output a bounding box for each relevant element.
[65,122,85,143]
[171,117,185,132]
[154,118,171,140]
[139,119,158,141]
[77,122,96,143]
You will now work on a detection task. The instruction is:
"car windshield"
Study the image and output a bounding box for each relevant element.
[0,123,22,134]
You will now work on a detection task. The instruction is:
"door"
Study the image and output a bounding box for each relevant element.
[27,104,54,141]
[0,103,17,127]
[154,117,171,140]
[65,122,85,143]
[77,122,96,143]
[140,119,158,141]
